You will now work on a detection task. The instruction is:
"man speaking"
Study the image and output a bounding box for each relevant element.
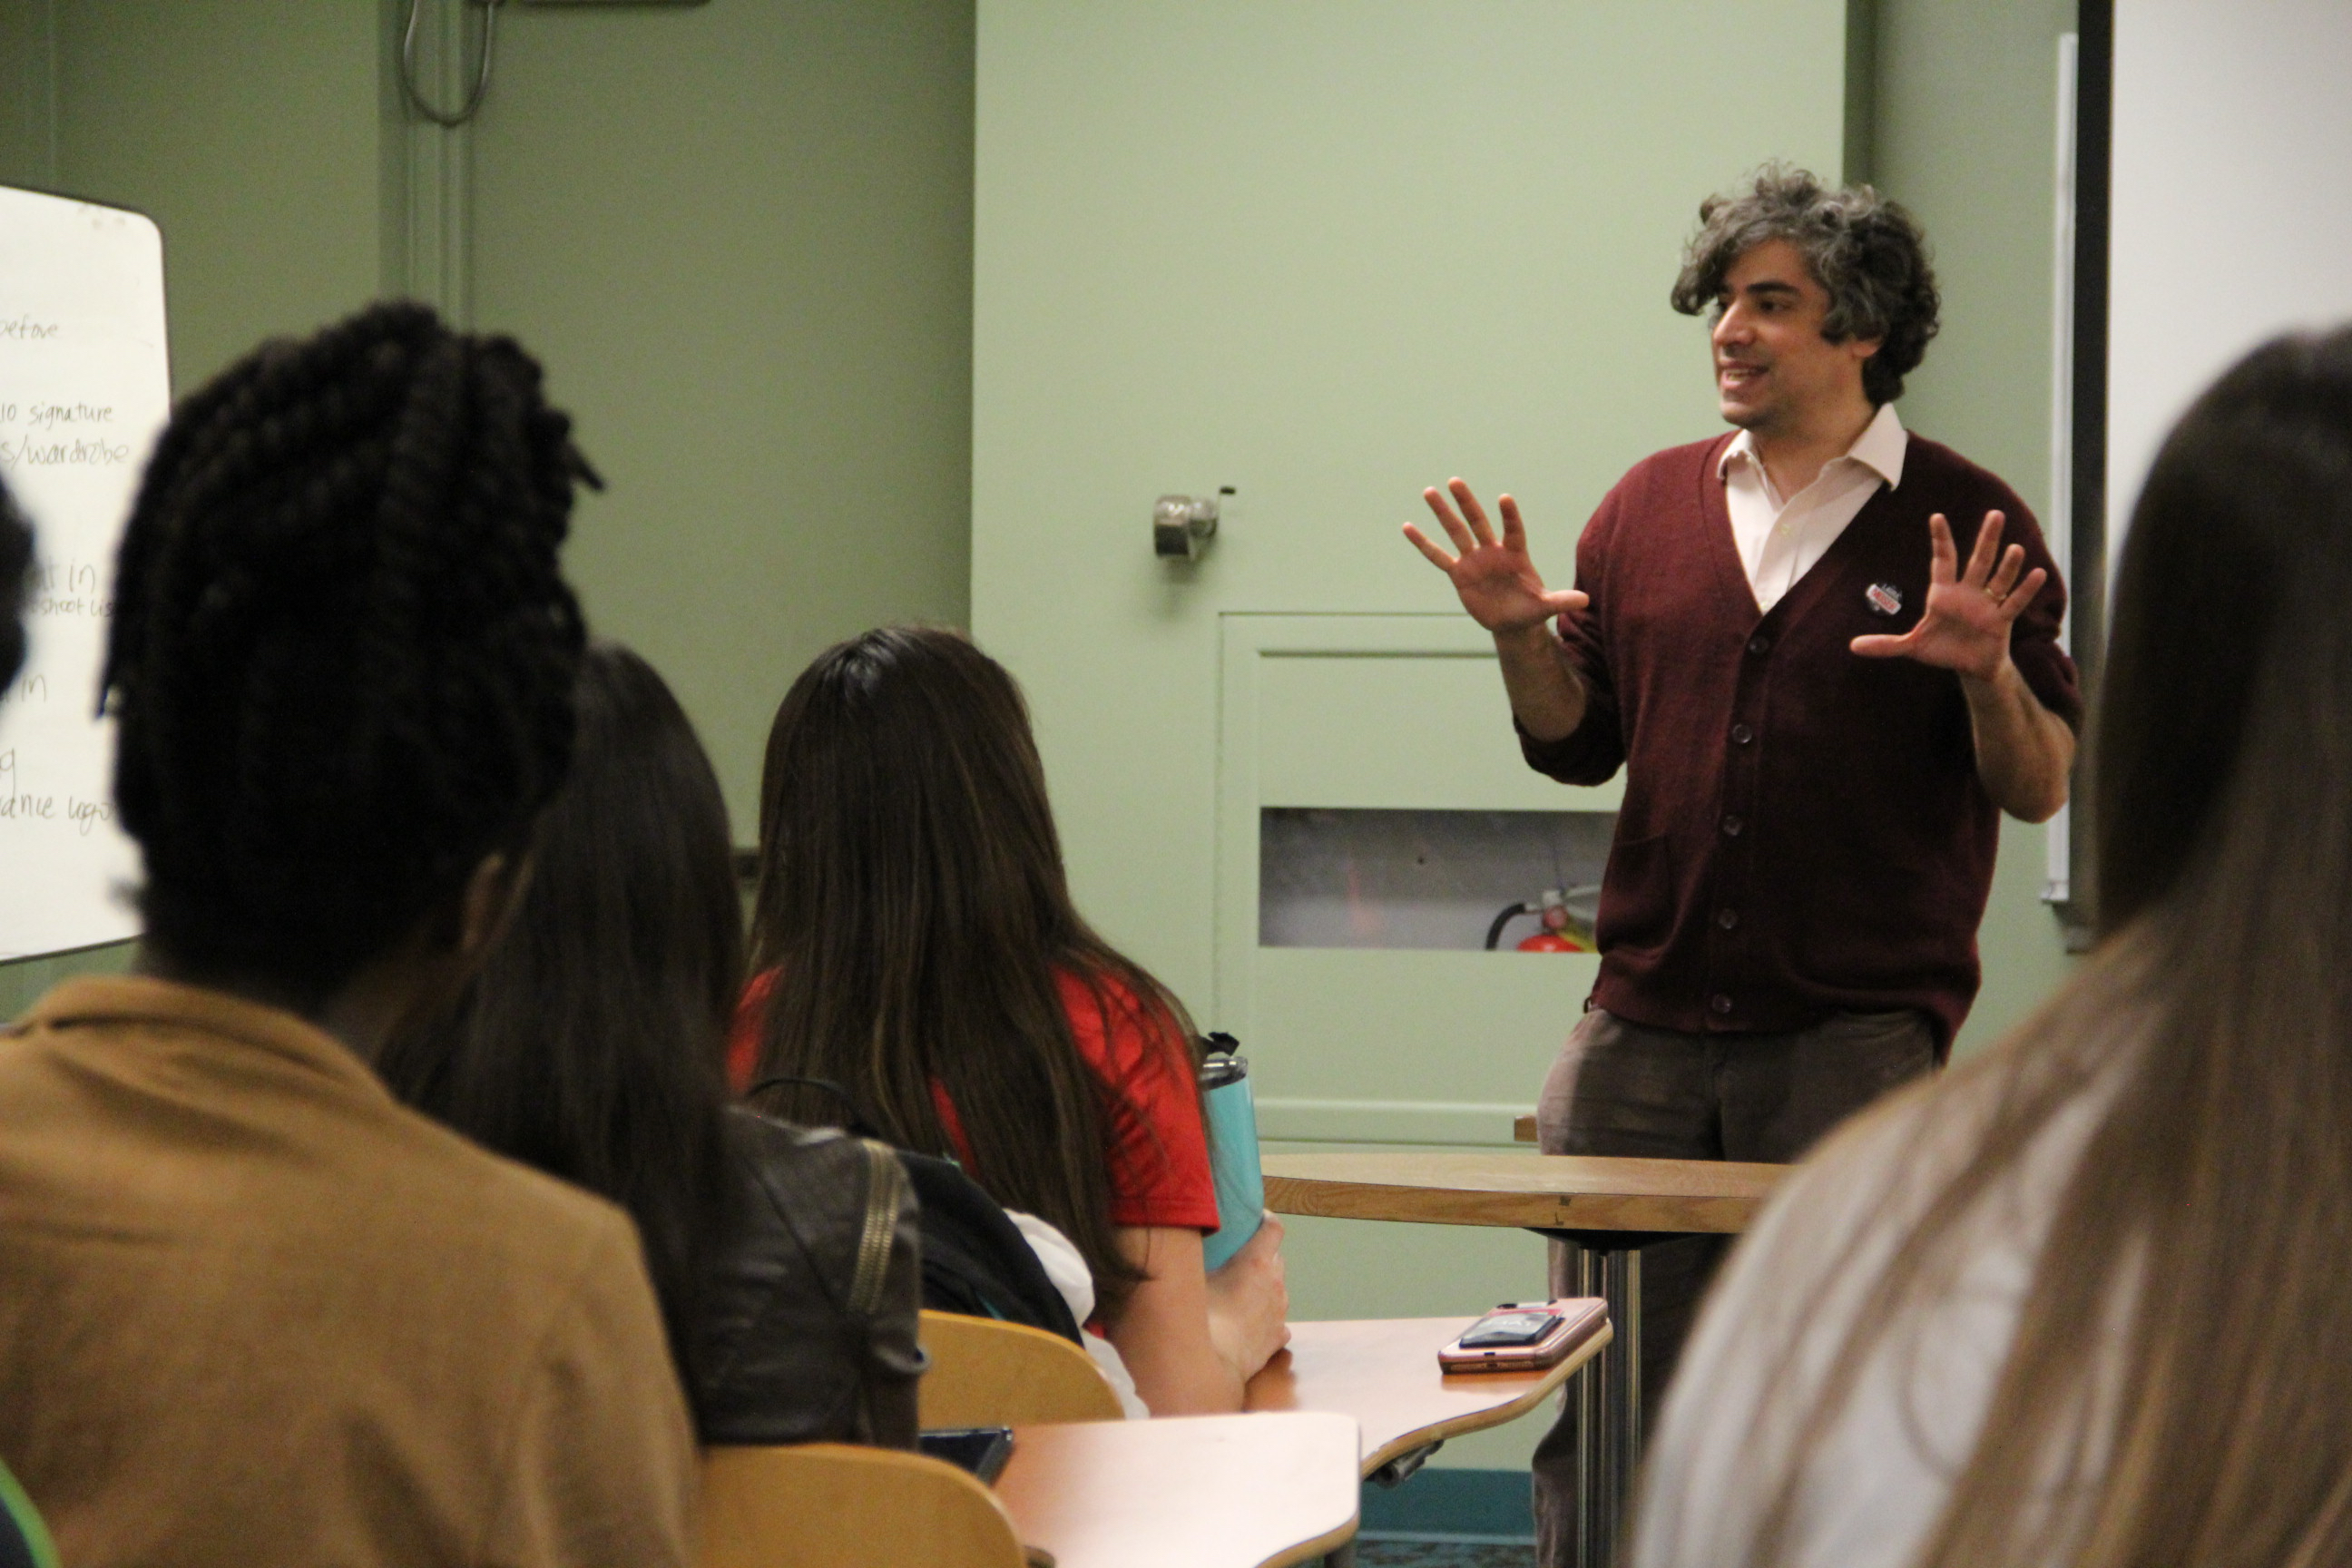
[1404,166,2081,1561]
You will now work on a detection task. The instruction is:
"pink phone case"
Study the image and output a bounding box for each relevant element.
[1436,1298,1608,1374]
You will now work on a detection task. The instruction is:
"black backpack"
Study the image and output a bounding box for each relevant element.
[748,1078,1083,1345]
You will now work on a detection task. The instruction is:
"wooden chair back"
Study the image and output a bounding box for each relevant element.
[700,1442,1026,1568]
[918,1308,1125,1426]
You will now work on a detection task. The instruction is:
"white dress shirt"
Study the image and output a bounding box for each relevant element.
[1719,401,1908,613]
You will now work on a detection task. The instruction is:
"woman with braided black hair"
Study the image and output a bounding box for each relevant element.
[0,303,695,1568]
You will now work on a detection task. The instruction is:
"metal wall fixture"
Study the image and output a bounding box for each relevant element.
[1154,487,1232,561]
[400,0,710,129]
[400,0,506,127]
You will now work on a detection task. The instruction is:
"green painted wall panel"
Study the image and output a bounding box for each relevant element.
[1872,0,2082,1058]
[973,0,1847,1147]
[1255,645,1622,814]
[466,0,975,831]
[52,0,386,394]
[1252,948,1592,1124]
[975,2,1848,1032]
[0,0,55,191]
[3,0,976,1005]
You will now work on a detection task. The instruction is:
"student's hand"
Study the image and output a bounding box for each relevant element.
[1405,479,1588,635]
[1850,510,2048,684]
[1204,1212,1290,1378]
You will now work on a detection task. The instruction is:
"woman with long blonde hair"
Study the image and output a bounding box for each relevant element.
[1633,328,2352,1568]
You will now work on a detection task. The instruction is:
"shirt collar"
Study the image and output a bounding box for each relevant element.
[9,973,395,1102]
[1848,401,1908,488]
[1718,400,1908,490]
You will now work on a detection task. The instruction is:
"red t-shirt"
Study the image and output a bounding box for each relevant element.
[728,968,1220,1232]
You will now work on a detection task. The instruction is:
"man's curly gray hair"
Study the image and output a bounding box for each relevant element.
[1671,164,1940,406]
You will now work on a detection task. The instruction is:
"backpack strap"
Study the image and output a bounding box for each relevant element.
[745,1074,887,1140]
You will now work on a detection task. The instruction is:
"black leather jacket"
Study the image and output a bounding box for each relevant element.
[692,1109,925,1447]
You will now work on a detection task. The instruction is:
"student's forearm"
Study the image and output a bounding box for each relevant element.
[1103,1227,1250,1415]
[1496,622,1589,743]
[1110,1310,1245,1415]
[1129,1342,1246,1415]
[1963,660,2073,822]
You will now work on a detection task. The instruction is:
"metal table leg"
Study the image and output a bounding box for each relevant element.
[1562,1239,1642,1568]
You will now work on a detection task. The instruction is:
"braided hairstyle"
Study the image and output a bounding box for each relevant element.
[1,477,30,691]
[103,301,590,1004]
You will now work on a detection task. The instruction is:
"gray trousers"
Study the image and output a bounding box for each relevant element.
[1529,1006,1937,1567]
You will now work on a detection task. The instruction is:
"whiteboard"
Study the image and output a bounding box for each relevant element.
[0,186,168,960]
[2108,0,2352,568]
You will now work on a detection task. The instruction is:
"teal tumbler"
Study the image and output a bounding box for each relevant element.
[1199,1040,1264,1272]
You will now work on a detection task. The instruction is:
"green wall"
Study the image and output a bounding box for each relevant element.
[1869,0,2083,1058]
[466,0,975,833]
[0,1,392,389]
[0,0,975,1014]
[972,0,1849,1025]
[0,4,52,191]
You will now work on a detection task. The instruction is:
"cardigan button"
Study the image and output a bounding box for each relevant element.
[1721,814,1744,837]
[1717,907,1739,930]
[1748,636,1770,655]
[1710,994,1733,1015]
[1730,723,1754,745]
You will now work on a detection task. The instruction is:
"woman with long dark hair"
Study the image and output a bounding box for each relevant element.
[380,642,924,1446]
[1632,328,2352,1566]
[738,625,1289,1414]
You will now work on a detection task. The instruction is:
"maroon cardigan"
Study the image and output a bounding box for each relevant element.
[1525,432,2082,1054]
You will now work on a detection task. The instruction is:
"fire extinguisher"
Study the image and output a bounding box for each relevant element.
[1485,887,1596,952]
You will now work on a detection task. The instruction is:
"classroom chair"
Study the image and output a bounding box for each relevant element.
[918,1309,1125,1426]
[700,1443,1026,1568]
[0,1458,59,1568]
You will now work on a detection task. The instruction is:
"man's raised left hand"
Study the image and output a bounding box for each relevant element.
[1849,510,2047,685]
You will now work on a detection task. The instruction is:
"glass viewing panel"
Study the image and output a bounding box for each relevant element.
[1259,807,1616,951]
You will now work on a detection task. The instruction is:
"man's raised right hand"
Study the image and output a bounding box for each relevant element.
[1405,477,1587,633]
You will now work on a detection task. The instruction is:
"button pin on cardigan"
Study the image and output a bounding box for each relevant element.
[1866,582,1904,615]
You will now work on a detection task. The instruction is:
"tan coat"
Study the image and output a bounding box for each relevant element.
[0,975,698,1567]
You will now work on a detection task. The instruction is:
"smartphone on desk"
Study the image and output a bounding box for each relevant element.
[919,1426,1015,1485]
[1437,1298,1608,1374]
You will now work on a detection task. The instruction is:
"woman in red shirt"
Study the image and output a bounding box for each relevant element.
[735,626,1289,1413]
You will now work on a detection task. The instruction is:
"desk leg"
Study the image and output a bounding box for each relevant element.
[1566,1241,1642,1568]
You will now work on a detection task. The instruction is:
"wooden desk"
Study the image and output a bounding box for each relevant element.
[1245,1313,1610,1475]
[1263,1151,1783,1234]
[1262,1152,1788,1568]
[995,1413,1359,1568]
